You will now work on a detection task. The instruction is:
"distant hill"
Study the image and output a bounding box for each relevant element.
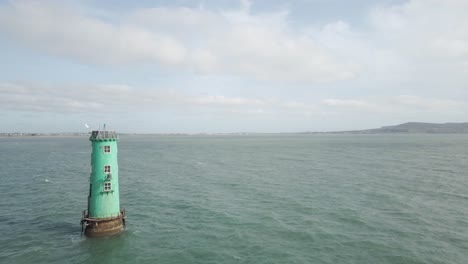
[340,122,468,134]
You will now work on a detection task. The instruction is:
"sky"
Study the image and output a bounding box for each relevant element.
[0,0,467,133]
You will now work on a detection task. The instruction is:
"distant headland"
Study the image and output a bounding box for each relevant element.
[306,122,468,134]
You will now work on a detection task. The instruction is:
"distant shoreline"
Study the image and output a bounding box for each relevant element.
[2,122,468,136]
[0,133,88,138]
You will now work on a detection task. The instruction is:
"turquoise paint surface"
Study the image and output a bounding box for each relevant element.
[88,132,120,218]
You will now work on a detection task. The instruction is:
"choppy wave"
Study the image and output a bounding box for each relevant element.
[0,134,467,263]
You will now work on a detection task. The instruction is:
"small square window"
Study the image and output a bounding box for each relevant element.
[104,182,112,192]
[104,165,111,173]
[104,146,111,153]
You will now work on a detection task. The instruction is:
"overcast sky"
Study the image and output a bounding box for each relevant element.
[1,0,467,133]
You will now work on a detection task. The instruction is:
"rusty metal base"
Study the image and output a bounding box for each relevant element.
[81,210,126,237]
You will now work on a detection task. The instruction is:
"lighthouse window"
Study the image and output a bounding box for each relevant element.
[104,182,112,192]
[104,146,111,153]
[104,165,111,173]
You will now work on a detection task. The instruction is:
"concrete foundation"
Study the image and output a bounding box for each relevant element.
[81,210,126,237]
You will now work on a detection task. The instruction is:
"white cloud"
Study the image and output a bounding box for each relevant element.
[0,0,357,83]
[0,1,187,65]
[189,95,265,107]
[322,99,374,109]
[1,0,467,84]
[370,0,468,62]
[390,95,464,111]
[2,81,467,132]
[323,95,467,115]
[312,0,468,85]
[0,82,319,115]
[2,81,465,118]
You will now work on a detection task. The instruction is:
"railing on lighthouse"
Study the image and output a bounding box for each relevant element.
[90,130,118,140]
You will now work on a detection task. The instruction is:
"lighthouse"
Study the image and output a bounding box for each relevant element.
[81,129,125,237]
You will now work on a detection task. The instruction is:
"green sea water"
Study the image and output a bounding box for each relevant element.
[0,134,467,263]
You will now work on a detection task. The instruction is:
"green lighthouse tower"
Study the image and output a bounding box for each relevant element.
[81,129,125,237]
